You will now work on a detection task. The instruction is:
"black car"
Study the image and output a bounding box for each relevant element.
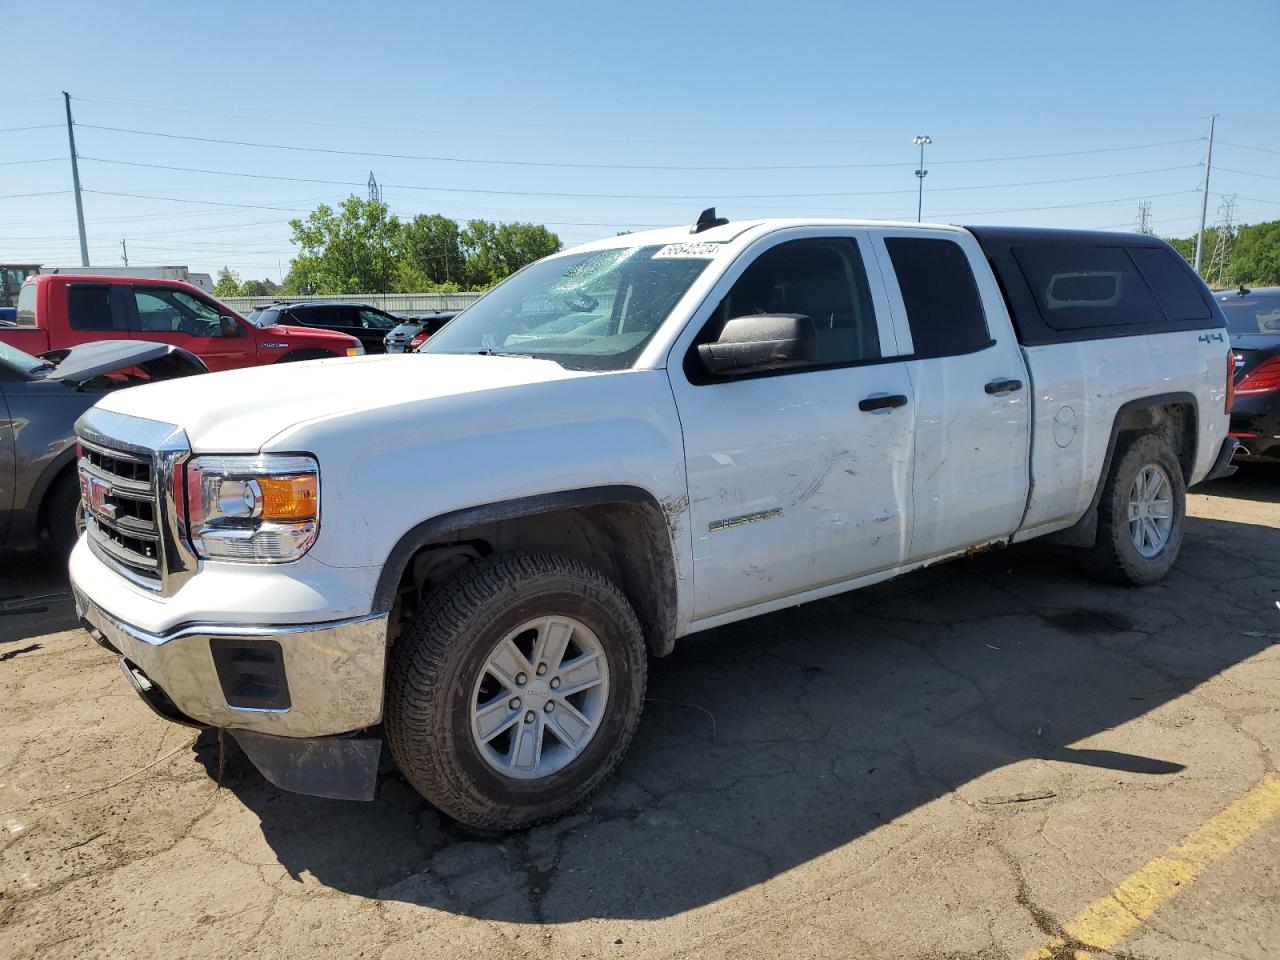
[383,310,458,353]
[0,339,207,555]
[1217,285,1280,462]
[247,301,403,354]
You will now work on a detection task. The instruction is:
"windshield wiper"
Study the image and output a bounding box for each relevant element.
[476,348,535,359]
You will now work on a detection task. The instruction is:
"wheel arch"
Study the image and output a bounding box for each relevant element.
[373,486,680,657]
[276,348,338,363]
[1051,391,1198,548]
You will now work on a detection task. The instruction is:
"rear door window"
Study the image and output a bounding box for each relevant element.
[1012,245,1166,330]
[884,237,991,355]
[67,285,123,332]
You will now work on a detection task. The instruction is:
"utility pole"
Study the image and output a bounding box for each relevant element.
[62,91,89,267]
[913,135,931,222]
[1193,114,1217,275]
[1136,200,1153,235]
[120,239,128,267]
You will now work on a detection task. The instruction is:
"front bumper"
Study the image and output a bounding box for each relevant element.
[74,585,389,739]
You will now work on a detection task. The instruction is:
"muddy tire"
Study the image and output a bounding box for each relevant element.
[45,471,83,559]
[385,552,647,830]
[1083,433,1186,586]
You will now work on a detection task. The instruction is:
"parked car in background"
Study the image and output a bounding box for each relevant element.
[3,275,364,372]
[247,301,401,354]
[71,215,1234,831]
[1216,285,1280,462]
[0,338,207,556]
[384,310,458,353]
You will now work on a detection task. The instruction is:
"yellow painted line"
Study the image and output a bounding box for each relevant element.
[1022,773,1280,960]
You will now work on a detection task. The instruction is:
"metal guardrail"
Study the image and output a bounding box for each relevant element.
[221,292,485,316]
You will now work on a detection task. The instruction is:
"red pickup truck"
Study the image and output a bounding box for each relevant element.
[4,274,364,371]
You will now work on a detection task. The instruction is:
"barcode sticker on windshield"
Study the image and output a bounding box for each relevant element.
[653,242,723,259]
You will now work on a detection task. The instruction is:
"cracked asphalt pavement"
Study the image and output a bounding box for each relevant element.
[2,471,1278,959]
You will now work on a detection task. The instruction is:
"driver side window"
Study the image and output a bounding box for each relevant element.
[699,237,880,370]
[134,289,227,338]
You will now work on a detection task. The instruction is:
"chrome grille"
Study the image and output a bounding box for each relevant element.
[79,438,164,588]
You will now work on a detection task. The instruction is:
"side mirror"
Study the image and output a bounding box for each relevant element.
[219,316,243,337]
[697,314,817,375]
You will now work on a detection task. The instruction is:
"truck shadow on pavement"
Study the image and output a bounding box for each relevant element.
[197,510,1278,923]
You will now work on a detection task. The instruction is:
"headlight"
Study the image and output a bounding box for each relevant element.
[184,454,319,562]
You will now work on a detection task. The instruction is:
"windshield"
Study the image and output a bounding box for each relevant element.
[246,308,281,327]
[1218,294,1280,335]
[0,338,48,375]
[423,244,716,370]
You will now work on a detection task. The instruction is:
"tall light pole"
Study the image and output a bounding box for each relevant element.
[913,135,931,222]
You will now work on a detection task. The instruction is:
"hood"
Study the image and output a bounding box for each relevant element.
[43,339,208,387]
[92,352,589,451]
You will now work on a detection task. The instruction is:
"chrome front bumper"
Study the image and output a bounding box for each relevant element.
[74,586,389,738]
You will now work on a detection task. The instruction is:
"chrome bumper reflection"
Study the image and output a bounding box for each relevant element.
[74,586,388,737]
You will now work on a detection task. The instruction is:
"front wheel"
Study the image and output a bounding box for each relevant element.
[1084,433,1186,585]
[385,552,647,830]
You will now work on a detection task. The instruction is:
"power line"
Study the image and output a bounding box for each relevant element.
[0,124,62,133]
[0,189,72,199]
[0,158,62,167]
[74,122,1204,172]
[1216,166,1280,182]
[1217,140,1280,157]
[79,155,1203,201]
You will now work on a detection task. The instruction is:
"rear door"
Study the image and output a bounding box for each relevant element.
[127,286,255,371]
[61,283,132,348]
[0,381,14,539]
[868,230,1031,561]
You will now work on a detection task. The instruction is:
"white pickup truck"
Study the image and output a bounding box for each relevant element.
[71,214,1237,830]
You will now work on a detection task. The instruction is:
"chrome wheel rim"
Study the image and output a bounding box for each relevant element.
[1127,463,1173,558]
[469,615,609,780]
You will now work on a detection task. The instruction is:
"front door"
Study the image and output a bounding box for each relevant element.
[127,286,256,371]
[669,231,916,621]
[868,230,1031,560]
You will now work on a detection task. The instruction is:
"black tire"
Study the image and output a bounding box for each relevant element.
[277,349,338,363]
[385,552,647,830]
[1083,433,1186,586]
[45,471,83,559]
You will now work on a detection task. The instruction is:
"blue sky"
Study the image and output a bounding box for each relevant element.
[4,0,1278,281]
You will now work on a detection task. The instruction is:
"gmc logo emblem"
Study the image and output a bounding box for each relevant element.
[80,472,117,522]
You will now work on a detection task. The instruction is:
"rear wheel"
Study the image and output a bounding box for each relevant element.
[385,552,647,830]
[1084,433,1185,585]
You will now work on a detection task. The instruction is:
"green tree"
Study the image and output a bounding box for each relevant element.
[238,278,278,298]
[214,266,241,298]
[398,214,462,286]
[286,196,402,294]
[460,220,561,287]
[1228,221,1280,287]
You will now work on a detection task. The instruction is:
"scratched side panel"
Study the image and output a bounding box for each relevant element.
[1016,330,1230,539]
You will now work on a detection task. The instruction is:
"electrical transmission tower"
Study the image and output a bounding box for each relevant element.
[368,171,382,204]
[1135,200,1153,235]
[1206,194,1236,288]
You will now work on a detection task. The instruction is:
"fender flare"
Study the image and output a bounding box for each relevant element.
[370,484,675,617]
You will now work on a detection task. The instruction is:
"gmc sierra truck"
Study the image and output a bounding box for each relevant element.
[70,215,1237,830]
